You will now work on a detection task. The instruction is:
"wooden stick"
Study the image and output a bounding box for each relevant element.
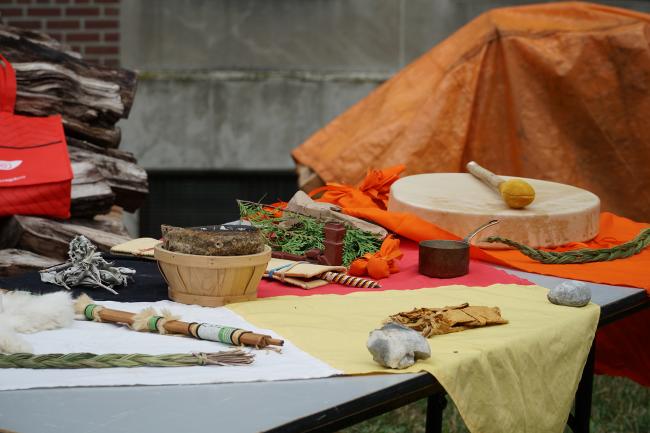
[74,295,284,349]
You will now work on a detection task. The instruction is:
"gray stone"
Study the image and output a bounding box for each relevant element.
[367,322,431,369]
[547,281,592,307]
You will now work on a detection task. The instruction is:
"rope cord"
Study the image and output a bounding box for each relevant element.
[482,227,650,264]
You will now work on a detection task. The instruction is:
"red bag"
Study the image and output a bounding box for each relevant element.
[0,54,72,219]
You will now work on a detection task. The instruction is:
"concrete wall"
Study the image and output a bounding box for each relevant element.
[122,71,382,170]
[119,0,650,171]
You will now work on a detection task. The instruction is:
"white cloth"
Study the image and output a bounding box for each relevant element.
[0,300,341,390]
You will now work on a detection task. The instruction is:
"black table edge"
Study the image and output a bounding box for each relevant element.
[265,373,442,433]
[599,291,649,326]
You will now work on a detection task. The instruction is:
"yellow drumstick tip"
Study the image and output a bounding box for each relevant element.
[499,179,535,209]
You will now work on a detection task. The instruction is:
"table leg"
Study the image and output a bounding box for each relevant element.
[425,392,448,433]
[570,341,596,433]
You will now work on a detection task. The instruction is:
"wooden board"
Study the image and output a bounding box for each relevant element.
[388,173,600,248]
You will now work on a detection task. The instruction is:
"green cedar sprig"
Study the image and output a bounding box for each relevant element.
[238,201,381,266]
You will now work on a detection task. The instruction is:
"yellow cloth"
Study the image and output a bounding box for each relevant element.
[228,284,599,433]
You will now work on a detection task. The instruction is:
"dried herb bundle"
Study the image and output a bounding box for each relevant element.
[238,201,381,267]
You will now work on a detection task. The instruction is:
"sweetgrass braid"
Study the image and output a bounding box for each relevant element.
[482,227,650,264]
[0,351,254,369]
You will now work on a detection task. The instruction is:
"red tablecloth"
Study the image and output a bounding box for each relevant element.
[258,239,532,298]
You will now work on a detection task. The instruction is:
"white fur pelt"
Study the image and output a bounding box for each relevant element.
[0,291,74,354]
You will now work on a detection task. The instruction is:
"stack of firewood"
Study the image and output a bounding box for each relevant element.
[0,25,148,276]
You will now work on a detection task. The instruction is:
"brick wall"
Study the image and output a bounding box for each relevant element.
[0,0,120,67]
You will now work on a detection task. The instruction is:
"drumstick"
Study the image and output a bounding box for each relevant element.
[466,161,535,209]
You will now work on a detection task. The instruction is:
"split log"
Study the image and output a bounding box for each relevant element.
[0,25,137,148]
[0,249,60,277]
[70,161,115,217]
[0,26,79,59]
[68,137,148,212]
[2,215,130,261]
[71,206,131,237]
[0,217,21,249]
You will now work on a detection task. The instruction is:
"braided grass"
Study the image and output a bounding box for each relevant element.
[0,350,254,369]
[482,227,650,264]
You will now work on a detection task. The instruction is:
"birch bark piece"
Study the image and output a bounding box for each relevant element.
[388,173,600,248]
[286,190,388,239]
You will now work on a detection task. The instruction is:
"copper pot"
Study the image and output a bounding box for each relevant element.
[418,220,499,278]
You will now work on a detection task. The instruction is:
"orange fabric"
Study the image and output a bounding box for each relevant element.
[478,213,650,291]
[344,207,650,292]
[293,2,650,222]
[309,183,378,210]
[349,235,403,280]
[309,165,405,210]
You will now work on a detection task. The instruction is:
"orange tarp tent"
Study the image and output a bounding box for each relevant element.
[293,2,650,222]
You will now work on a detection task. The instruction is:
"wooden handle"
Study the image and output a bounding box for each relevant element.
[466,161,504,191]
[96,308,283,348]
[98,308,136,325]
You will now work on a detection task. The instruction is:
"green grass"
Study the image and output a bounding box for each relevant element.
[341,375,649,433]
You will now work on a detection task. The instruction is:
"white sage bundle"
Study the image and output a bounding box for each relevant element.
[40,235,135,294]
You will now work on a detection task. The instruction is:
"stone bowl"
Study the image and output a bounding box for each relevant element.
[154,245,272,307]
